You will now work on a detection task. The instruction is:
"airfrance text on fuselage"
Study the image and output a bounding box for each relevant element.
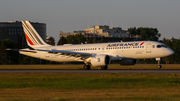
[107,43,139,47]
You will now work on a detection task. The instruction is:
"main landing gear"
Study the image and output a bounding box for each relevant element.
[156,58,162,69]
[101,66,108,70]
[83,64,91,70]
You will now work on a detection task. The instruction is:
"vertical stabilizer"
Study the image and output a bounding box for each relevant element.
[21,21,50,47]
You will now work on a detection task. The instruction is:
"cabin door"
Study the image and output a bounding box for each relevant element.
[146,44,151,53]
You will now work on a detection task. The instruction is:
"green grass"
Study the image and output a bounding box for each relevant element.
[0,73,179,89]
[0,73,180,101]
[84,96,180,101]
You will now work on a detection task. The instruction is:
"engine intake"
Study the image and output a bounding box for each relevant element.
[91,55,111,67]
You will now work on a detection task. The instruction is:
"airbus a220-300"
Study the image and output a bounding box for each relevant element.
[10,21,174,70]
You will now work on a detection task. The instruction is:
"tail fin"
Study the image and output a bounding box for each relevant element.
[21,20,50,47]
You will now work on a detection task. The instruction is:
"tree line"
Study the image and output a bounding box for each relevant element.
[128,27,161,41]
[0,27,179,64]
[57,33,107,45]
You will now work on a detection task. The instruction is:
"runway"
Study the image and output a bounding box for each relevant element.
[1,69,180,73]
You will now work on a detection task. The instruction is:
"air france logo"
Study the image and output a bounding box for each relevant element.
[107,42,140,47]
[140,42,144,46]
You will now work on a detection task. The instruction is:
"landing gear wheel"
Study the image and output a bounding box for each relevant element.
[101,66,108,70]
[158,65,162,69]
[156,58,162,69]
[83,65,91,70]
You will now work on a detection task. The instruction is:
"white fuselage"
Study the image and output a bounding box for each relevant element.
[19,41,174,62]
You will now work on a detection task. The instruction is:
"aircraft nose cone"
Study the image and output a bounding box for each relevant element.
[166,48,174,56]
[171,50,174,55]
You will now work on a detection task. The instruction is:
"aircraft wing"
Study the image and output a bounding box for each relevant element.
[37,49,92,59]
[37,49,125,60]
[7,48,125,60]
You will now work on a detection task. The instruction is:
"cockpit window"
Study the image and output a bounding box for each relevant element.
[157,45,168,48]
[162,45,168,48]
[157,45,162,48]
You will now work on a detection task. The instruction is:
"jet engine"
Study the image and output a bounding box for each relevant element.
[91,55,111,67]
[119,59,138,65]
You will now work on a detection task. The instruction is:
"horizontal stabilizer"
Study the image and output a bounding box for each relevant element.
[6,49,37,53]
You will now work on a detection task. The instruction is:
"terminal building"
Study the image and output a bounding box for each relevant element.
[0,21,46,48]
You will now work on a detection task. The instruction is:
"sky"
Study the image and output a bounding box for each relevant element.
[0,0,180,42]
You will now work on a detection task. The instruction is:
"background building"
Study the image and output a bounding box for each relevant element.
[84,25,129,38]
[60,25,134,42]
[0,21,46,48]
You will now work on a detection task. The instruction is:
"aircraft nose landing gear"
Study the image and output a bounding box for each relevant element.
[156,58,162,69]
[157,65,162,69]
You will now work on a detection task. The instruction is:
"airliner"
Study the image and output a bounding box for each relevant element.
[9,21,174,70]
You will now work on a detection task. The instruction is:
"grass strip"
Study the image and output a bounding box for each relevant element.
[0,73,180,101]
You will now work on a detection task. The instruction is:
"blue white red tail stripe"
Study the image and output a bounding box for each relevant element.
[21,21,49,47]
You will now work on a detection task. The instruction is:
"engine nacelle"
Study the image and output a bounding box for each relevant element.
[119,59,138,65]
[91,55,111,67]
